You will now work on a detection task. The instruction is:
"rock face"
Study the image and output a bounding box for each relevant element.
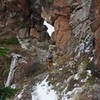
[0,0,49,40]
[54,16,71,48]
[30,28,41,39]
[41,0,71,48]
[1,0,99,60]
[41,0,100,70]
[1,0,100,99]
[0,0,50,88]
[41,0,93,49]
[93,0,100,70]
[79,85,100,100]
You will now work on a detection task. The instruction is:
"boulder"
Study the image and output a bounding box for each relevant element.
[30,28,40,39]
[54,16,71,48]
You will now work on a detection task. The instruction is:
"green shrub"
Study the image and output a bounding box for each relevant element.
[0,38,19,45]
[0,86,19,100]
[0,48,10,57]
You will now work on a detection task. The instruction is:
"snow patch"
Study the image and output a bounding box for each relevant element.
[76,51,80,58]
[53,63,57,66]
[74,73,79,80]
[79,43,85,51]
[87,70,92,76]
[16,85,27,100]
[81,76,89,83]
[32,76,57,100]
[44,21,55,36]
[11,84,16,89]
[89,57,93,62]
[81,70,91,83]
[59,68,63,71]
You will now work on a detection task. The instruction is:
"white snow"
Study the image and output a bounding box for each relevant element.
[53,63,57,66]
[81,70,91,83]
[79,43,84,51]
[61,87,82,100]
[76,51,80,58]
[56,83,60,87]
[59,68,63,71]
[32,76,58,100]
[89,57,93,62]
[81,76,89,83]
[17,89,25,99]
[74,84,79,87]
[85,49,90,53]
[11,84,16,89]
[16,85,27,100]
[74,73,79,80]
[87,70,92,76]
[67,87,82,96]
[44,21,55,36]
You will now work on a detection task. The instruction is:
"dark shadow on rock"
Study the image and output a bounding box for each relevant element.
[91,62,100,78]
[15,59,47,83]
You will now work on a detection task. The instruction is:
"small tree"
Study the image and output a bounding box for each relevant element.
[0,86,19,100]
[0,48,10,57]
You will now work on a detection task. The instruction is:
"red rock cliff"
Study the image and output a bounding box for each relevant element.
[41,0,100,71]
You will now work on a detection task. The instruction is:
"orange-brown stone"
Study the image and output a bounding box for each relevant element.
[30,28,40,39]
[54,16,71,48]
[93,0,100,70]
[54,0,69,8]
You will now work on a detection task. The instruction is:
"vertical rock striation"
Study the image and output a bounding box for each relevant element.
[93,0,100,70]
[41,0,100,70]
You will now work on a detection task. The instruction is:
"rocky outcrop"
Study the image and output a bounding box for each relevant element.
[0,0,99,53]
[41,0,100,71]
[79,84,100,100]
[30,28,41,39]
[0,0,49,40]
[1,0,100,99]
[54,16,71,48]
[93,0,100,71]
[41,0,71,48]
[41,0,93,50]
